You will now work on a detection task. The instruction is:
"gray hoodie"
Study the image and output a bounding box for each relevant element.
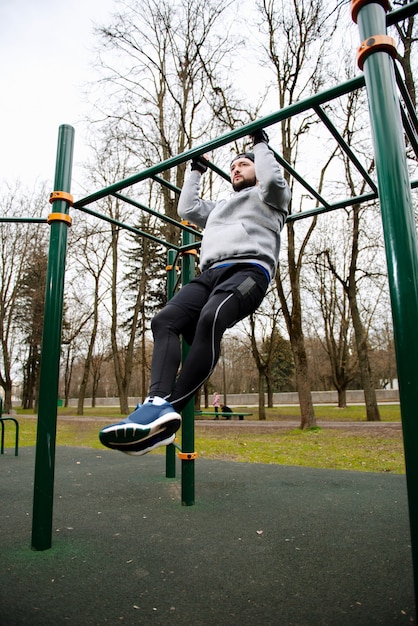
[177,142,291,279]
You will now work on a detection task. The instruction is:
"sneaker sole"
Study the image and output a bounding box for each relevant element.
[123,433,176,456]
[99,412,181,449]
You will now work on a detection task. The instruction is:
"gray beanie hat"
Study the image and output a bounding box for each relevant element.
[230,152,254,166]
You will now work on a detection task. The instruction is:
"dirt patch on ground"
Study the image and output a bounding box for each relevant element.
[195,419,403,438]
[44,413,403,440]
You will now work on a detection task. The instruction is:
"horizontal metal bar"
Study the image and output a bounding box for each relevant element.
[395,65,418,135]
[400,107,418,160]
[73,76,366,208]
[313,105,378,193]
[0,217,48,224]
[287,177,418,222]
[386,1,418,27]
[73,204,182,251]
[180,240,201,252]
[151,175,182,195]
[287,191,378,222]
[271,149,330,208]
[205,160,232,182]
[394,65,418,161]
[112,192,202,239]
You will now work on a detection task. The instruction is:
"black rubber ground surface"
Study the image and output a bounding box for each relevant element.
[0,446,415,625]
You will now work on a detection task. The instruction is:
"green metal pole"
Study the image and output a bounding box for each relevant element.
[166,249,178,478]
[353,0,418,605]
[31,125,74,550]
[180,226,196,506]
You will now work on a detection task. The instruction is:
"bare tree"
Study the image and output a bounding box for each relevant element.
[391,0,417,107]
[248,288,292,418]
[257,0,342,428]
[18,244,48,410]
[60,304,95,407]
[338,86,384,421]
[121,206,165,409]
[312,5,417,417]
[85,0,260,412]
[94,0,240,241]
[208,333,262,399]
[0,183,48,412]
[314,244,357,408]
[72,222,112,415]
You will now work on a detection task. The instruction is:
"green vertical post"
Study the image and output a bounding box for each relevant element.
[352,0,418,604]
[165,249,178,478]
[31,125,74,550]
[180,226,196,506]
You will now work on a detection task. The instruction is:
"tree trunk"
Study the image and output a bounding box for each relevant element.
[119,387,129,415]
[276,221,317,430]
[266,374,274,408]
[258,372,266,420]
[140,306,147,402]
[203,382,209,409]
[349,296,380,421]
[194,389,201,411]
[292,333,316,429]
[222,352,227,406]
[249,315,270,420]
[63,343,74,408]
[3,380,12,414]
[337,387,347,409]
[77,279,100,416]
[109,219,131,415]
[347,205,380,422]
[22,346,38,409]
[91,356,103,409]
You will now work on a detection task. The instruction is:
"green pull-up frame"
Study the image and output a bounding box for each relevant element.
[32,125,74,550]
[353,0,418,604]
[29,0,418,609]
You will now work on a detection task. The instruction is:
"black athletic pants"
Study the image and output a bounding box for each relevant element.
[149,264,269,412]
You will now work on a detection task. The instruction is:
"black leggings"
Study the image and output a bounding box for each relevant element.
[149,264,268,412]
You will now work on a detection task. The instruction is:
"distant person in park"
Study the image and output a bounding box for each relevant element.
[99,129,291,455]
[212,392,220,418]
[221,404,233,420]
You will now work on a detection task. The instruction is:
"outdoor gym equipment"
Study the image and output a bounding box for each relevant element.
[1,0,417,610]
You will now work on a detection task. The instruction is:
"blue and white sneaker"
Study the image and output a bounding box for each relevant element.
[99,397,181,455]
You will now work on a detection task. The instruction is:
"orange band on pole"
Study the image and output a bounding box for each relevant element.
[357,34,397,70]
[49,191,74,205]
[182,249,198,257]
[178,451,198,460]
[181,219,197,229]
[47,213,72,226]
[166,264,180,271]
[351,0,389,23]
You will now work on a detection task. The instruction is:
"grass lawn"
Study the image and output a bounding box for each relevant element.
[3,403,405,475]
[15,403,402,421]
[194,426,404,473]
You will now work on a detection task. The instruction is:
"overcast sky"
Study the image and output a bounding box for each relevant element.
[0,0,115,192]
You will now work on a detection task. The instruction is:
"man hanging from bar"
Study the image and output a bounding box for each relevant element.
[99,129,291,455]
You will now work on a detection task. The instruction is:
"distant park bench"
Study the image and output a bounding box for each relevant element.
[195,410,252,421]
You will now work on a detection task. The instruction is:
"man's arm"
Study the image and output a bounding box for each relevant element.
[251,130,291,215]
[177,159,216,228]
